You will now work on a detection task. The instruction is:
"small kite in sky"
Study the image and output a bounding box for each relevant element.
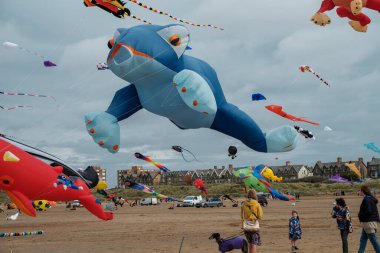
[134,152,170,172]
[228,146,237,159]
[299,65,329,87]
[324,126,333,131]
[172,145,198,162]
[265,105,320,126]
[294,125,315,140]
[251,93,266,101]
[3,41,56,67]
[97,63,109,70]
[0,105,32,111]
[364,142,380,154]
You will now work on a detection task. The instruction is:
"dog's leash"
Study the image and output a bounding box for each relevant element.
[178,236,185,253]
[222,231,245,241]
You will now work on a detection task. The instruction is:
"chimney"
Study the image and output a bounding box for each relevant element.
[286,161,291,167]
[337,157,342,163]
[214,166,217,169]
[317,160,321,164]
[229,164,233,169]
[222,166,225,170]
[358,157,364,164]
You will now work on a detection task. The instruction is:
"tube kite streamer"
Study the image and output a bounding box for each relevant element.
[134,152,170,172]
[124,179,176,200]
[0,91,55,101]
[85,24,299,155]
[299,65,329,87]
[0,105,32,110]
[265,105,320,126]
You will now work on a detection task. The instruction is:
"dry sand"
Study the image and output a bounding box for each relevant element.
[0,195,377,253]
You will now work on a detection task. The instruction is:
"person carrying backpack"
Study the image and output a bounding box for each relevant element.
[332,198,353,253]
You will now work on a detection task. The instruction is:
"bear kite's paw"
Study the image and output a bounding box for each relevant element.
[350,0,363,15]
[349,21,368,32]
[311,12,331,26]
[85,112,121,153]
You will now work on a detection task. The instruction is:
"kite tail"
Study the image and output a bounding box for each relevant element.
[127,0,224,30]
[313,72,330,87]
[0,105,32,110]
[130,15,153,24]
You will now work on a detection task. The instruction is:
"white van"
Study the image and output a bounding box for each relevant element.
[141,197,158,206]
[182,195,203,207]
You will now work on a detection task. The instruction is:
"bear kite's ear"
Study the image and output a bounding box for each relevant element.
[157,25,190,59]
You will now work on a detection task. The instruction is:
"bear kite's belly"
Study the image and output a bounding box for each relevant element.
[133,73,216,129]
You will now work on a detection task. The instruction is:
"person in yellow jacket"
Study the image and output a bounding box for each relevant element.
[241,189,263,253]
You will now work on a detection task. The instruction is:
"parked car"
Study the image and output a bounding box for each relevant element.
[141,198,158,206]
[182,195,203,207]
[72,200,84,208]
[195,197,223,208]
[257,195,268,207]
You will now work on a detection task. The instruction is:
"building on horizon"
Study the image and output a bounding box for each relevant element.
[312,157,367,179]
[92,165,106,183]
[115,157,377,188]
[271,161,313,181]
[367,157,380,178]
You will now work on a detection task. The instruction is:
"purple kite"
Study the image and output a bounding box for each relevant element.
[43,61,57,67]
[329,174,353,184]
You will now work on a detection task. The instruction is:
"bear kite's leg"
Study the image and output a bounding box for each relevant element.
[85,84,143,153]
[366,0,380,12]
[318,0,336,12]
[336,7,371,26]
[211,102,267,152]
[106,84,143,121]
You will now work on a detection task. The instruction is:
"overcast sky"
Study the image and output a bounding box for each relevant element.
[1,0,379,187]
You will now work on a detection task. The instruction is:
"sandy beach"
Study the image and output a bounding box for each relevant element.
[0,195,376,253]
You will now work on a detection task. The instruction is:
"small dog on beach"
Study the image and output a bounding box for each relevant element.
[209,233,248,253]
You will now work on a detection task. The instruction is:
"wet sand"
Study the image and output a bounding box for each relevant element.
[0,195,376,253]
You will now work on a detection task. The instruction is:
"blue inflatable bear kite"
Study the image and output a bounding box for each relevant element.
[85,24,299,154]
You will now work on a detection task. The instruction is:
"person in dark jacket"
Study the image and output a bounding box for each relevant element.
[358,185,380,253]
[331,198,352,253]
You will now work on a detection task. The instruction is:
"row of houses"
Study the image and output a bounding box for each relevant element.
[111,157,380,188]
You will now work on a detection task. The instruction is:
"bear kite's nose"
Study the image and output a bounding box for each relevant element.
[107,43,152,64]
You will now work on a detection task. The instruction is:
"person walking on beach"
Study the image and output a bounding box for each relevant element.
[241,189,263,253]
[358,185,380,253]
[289,210,302,252]
[332,198,352,253]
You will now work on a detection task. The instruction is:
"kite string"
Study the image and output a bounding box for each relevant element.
[127,0,224,30]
